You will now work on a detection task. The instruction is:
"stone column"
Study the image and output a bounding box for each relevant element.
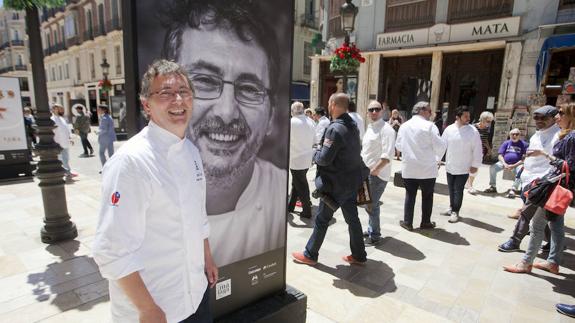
[356,55,371,125]
[497,42,523,112]
[430,51,443,112]
[310,56,321,110]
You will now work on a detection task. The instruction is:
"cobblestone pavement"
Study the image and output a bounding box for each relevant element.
[0,132,574,322]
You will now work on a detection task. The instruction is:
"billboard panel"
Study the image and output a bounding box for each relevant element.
[0,76,27,164]
[131,0,292,317]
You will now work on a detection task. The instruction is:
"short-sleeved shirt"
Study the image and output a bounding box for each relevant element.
[498,139,528,164]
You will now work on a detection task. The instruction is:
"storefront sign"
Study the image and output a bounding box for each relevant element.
[376,16,520,50]
[376,28,428,49]
[449,16,520,43]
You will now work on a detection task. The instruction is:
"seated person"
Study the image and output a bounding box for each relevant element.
[484,128,528,197]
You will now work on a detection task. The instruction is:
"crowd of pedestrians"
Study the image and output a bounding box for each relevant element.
[289,97,574,318]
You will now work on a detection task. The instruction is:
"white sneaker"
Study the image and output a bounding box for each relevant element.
[448,212,460,223]
[467,187,478,195]
[506,190,516,198]
[440,208,452,216]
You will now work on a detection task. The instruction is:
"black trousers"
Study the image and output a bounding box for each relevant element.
[446,173,469,213]
[403,178,436,225]
[79,132,93,155]
[180,287,212,323]
[510,200,551,244]
[288,168,312,216]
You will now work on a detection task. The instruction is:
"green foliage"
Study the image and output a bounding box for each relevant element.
[329,43,365,74]
[4,0,65,10]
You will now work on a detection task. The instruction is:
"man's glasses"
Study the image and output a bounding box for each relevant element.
[510,133,520,136]
[368,108,382,113]
[190,73,270,105]
[558,110,565,116]
[150,89,193,101]
[533,115,549,121]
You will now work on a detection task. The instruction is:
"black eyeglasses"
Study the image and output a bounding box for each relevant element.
[533,115,549,121]
[368,108,382,113]
[190,73,270,105]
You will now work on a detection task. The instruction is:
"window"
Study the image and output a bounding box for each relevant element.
[76,56,81,81]
[98,3,106,34]
[86,9,93,37]
[90,53,95,79]
[51,67,55,81]
[13,30,19,41]
[447,0,513,24]
[115,45,122,75]
[58,65,62,80]
[16,54,23,66]
[19,77,29,91]
[65,63,69,79]
[303,42,313,75]
[385,0,436,32]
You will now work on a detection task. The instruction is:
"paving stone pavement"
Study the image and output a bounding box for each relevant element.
[0,132,574,322]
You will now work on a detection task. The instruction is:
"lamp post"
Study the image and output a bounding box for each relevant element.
[100,58,110,104]
[339,0,358,94]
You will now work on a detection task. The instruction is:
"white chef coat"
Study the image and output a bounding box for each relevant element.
[520,124,560,188]
[349,112,365,139]
[51,114,71,149]
[442,123,483,175]
[361,119,396,181]
[315,116,330,145]
[93,121,209,323]
[290,114,316,170]
[208,158,286,266]
[395,115,446,179]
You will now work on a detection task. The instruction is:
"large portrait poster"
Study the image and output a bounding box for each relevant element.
[0,77,27,164]
[130,0,292,317]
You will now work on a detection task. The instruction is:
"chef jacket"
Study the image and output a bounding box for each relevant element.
[92,121,209,323]
[51,114,71,149]
[290,114,316,170]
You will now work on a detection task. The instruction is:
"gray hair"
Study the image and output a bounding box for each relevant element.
[479,111,494,122]
[329,92,350,110]
[509,128,520,135]
[291,101,304,115]
[411,101,430,115]
[139,59,194,100]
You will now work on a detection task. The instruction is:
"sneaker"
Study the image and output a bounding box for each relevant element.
[467,187,478,195]
[507,209,521,219]
[362,231,369,238]
[292,252,317,266]
[448,212,459,223]
[484,186,497,194]
[399,220,413,231]
[342,255,366,265]
[419,222,436,229]
[498,239,520,252]
[503,262,532,273]
[541,242,550,252]
[364,236,382,246]
[440,208,452,216]
[78,153,89,158]
[506,190,516,198]
[533,260,559,274]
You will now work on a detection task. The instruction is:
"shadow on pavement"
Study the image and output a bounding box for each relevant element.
[375,237,426,261]
[287,205,336,229]
[0,177,34,186]
[26,240,108,312]
[316,259,396,297]
[530,272,575,298]
[416,228,470,246]
[459,216,504,233]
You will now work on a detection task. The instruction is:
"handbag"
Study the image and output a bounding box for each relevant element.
[357,178,372,205]
[544,161,573,215]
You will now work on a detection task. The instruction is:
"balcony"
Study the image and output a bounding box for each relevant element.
[41,7,66,22]
[328,16,345,39]
[298,12,320,30]
[385,0,437,32]
[11,40,24,46]
[94,24,107,38]
[67,36,80,47]
[84,30,94,41]
[0,40,25,51]
[448,0,514,24]
[14,64,27,71]
[0,65,27,74]
[55,42,67,52]
[106,16,122,32]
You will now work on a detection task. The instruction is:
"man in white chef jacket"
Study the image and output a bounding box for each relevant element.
[93,60,218,323]
[440,106,483,223]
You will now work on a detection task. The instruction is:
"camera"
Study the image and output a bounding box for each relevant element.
[311,189,338,211]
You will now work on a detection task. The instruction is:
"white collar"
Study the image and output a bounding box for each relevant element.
[147,121,187,152]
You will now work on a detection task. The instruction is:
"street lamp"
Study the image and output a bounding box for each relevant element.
[100,58,111,103]
[339,0,358,93]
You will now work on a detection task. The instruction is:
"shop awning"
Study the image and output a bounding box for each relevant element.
[536,33,575,90]
[291,83,310,101]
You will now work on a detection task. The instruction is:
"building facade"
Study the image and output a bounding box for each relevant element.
[0,8,34,108]
[311,0,575,150]
[41,0,124,127]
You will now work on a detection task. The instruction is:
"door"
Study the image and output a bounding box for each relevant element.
[440,50,504,124]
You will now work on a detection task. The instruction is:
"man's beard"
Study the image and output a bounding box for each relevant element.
[57,111,64,116]
[191,115,264,190]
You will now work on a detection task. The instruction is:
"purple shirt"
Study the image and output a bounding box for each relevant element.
[498,139,528,164]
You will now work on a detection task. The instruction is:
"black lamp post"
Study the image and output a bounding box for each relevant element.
[100,58,110,103]
[339,0,358,94]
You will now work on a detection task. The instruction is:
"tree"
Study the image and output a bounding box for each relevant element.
[5,0,77,243]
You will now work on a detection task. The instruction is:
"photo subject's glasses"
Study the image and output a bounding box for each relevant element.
[558,110,565,116]
[368,108,382,113]
[150,89,193,101]
[190,73,270,105]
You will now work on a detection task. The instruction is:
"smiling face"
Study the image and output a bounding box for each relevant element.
[533,114,555,130]
[140,73,193,139]
[178,26,273,181]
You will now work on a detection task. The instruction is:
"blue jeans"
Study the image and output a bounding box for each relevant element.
[489,161,521,190]
[304,190,366,262]
[446,173,469,213]
[99,140,114,166]
[522,207,565,265]
[366,175,388,239]
[58,148,71,176]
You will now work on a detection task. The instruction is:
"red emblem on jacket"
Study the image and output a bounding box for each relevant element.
[111,192,121,206]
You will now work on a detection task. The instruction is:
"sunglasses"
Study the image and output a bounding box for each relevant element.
[368,108,382,113]
[533,115,549,121]
[510,133,520,136]
[558,110,565,116]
